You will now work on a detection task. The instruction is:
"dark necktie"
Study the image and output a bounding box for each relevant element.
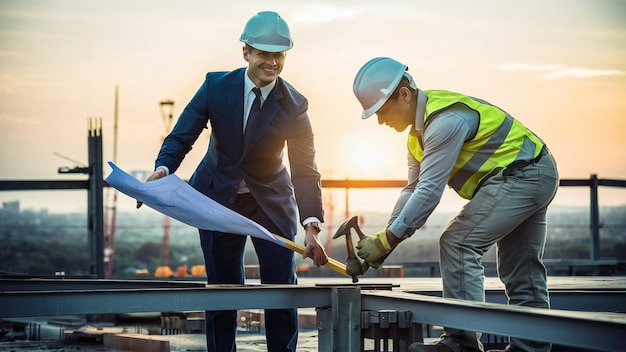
[244,87,262,147]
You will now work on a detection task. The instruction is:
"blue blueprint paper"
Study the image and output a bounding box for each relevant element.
[105,161,279,244]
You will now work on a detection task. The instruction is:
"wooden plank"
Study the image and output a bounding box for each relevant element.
[103,333,170,352]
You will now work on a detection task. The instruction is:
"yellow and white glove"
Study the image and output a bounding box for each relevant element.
[356,229,391,268]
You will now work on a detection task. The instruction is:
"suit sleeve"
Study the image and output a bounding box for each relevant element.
[155,75,210,174]
[286,98,324,224]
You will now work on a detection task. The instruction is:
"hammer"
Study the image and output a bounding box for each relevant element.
[333,215,366,283]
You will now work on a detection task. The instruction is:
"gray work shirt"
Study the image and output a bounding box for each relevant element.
[387,89,478,238]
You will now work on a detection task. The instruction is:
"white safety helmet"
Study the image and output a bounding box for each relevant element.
[353,57,417,119]
[240,11,293,52]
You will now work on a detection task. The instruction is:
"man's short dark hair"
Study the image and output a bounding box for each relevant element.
[388,76,416,101]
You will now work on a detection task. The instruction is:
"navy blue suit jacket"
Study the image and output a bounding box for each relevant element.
[155,68,323,237]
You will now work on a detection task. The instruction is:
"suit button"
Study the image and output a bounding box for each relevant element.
[229,198,235,204]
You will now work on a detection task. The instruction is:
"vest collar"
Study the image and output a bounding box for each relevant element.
[413,88,427,135]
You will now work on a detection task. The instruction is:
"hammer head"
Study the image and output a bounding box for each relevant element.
[333,215,366,283]
[333,215,366,240]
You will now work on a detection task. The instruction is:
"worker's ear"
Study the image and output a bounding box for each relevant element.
[400,87,411,104]
[243,45,250,62]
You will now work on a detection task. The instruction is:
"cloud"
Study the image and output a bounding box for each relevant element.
[0,74,18,94]
[0,73,79,95]
[289,3,424,25]
[500,63,563,72]
[0,113,39,125]
[541,67,625,80]
[291,3,361,24]
[0,50,23,58]
[499,62,624,80]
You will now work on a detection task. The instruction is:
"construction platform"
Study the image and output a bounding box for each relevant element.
[1,276,625,351]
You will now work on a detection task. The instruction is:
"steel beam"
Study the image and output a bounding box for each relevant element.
[0,180,90,190]
[414,289,626,313]
[333,286,361,352]
[0,278,207,291]
[0,284,332,318]
[362,290,626,352]
[2,280,626,351]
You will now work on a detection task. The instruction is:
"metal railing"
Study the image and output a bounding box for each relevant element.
[2,175,624,274]
[323,176,626,262]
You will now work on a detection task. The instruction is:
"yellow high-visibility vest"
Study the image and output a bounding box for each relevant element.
[408,90,544,199]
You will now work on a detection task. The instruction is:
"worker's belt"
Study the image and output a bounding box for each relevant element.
[504,145,549,174]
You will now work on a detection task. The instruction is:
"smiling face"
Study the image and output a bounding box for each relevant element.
[375,86,415,132]
[243,45,286,87]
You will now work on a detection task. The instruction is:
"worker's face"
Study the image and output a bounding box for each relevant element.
[243,46,286,87]
[375,87,413,132]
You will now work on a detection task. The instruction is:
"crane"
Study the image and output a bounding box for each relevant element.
[104,86,119,279]
[154,100,175,278]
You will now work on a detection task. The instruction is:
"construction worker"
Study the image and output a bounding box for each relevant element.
[350,57,559,352]
[138,11,327,352]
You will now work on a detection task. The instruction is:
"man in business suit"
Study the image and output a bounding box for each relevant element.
[137,11,328,352]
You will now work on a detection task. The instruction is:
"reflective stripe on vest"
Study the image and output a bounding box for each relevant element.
[407,90,544,199]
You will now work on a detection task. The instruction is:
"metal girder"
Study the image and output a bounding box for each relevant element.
[0,284,332,318]
[362,290,626,352]
[0,180,90,190]
[332,286,361,351]
[424,289,626,313]
[0,278,207,291]
[2,279,626,351]
[2,178,624,191]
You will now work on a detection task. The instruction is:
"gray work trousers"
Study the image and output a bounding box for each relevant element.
[440,151,559,352]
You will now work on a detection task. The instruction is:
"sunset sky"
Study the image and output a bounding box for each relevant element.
[1,0,625,213]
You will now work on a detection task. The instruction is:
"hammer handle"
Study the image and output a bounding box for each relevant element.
[274,234,348,277]
[345,234,360,283]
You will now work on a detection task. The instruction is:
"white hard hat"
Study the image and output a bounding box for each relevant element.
[353,57,417,119]
[240,11,293,52]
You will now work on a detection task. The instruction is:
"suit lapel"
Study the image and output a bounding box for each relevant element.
[228,70,245,153]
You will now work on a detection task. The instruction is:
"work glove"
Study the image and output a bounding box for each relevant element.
[356,229,391,267]
[346,253,390,278]
[346,256,369,277]
[368,253,389,269]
